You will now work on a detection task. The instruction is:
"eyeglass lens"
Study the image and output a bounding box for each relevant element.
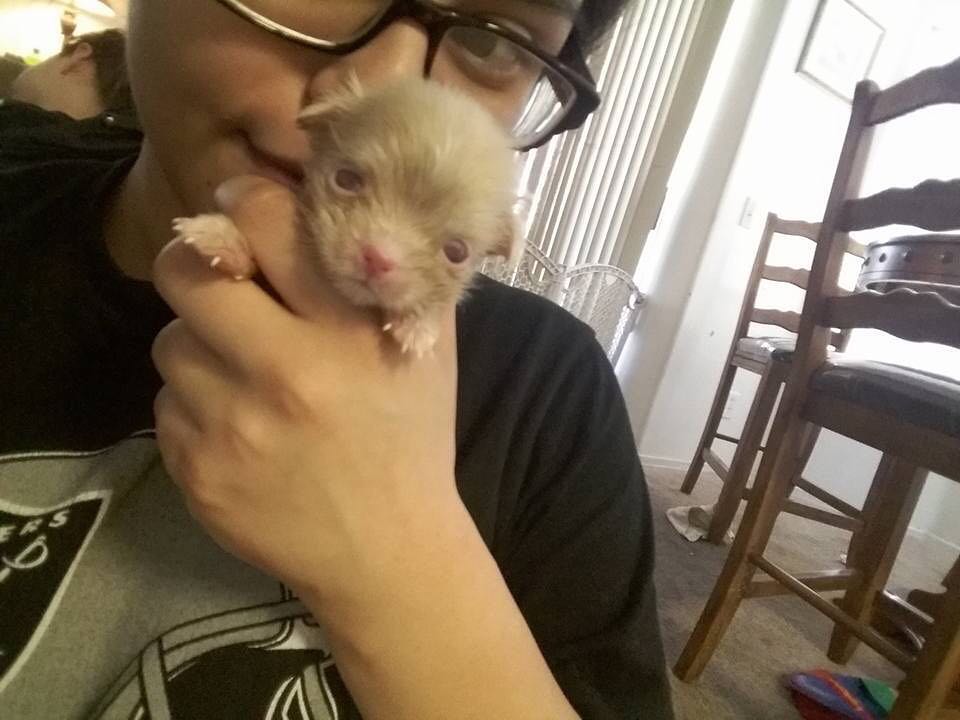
[234,0,577,147]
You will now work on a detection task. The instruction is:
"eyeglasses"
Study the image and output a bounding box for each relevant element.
[213,0,600,150]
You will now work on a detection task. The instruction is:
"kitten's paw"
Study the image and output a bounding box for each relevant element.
[384,314,438,359]
[172,214,257,280]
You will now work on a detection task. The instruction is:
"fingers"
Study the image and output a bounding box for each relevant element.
[437,304,458,357]
[153,383,201,486]
[154,175,380,376]
[154,175,459,375]
[151,319,231,427]
[154,233,299,378]
[214,175,360,322]
[154,176,322,377]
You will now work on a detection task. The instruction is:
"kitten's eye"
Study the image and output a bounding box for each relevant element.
[332,167,364,194]
[443,238,470,264]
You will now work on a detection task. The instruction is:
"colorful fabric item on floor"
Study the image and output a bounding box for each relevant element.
[786,669,894,719]
[790,690,847,719]
[861,678,896,713]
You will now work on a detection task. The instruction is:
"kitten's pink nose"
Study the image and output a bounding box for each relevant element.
[361,246,395,279]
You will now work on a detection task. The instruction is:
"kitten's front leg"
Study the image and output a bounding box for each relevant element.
[383,311,440,358]
[172,214,258,280]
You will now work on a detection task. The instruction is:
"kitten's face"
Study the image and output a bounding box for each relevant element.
[299,80,518,313]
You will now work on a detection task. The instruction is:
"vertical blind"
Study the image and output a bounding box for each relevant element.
[519,0,707,269]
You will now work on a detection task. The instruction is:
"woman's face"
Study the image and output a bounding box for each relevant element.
[125,0,577,217]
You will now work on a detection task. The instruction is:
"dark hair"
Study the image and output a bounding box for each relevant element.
[61,29,135,117]
[578,0,634,50]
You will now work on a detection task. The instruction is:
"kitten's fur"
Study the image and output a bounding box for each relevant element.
[174,75,520,356]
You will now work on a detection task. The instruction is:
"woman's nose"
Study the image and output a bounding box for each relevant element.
[307,20,429,101]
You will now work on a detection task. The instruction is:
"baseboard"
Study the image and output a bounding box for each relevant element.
[641,453,960,557]
[906,526,960,555]
[639,454,691,472]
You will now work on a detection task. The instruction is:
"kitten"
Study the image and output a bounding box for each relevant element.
[173,75,521,357]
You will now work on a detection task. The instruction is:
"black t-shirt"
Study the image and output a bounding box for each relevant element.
[0,102,673,719]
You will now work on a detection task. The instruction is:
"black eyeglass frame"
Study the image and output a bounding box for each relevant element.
[213,0,601,149]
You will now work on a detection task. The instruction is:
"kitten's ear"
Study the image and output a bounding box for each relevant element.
[297,71,366,129]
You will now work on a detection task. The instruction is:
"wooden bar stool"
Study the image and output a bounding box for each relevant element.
[680,213,866,543]
[674,55,960,719]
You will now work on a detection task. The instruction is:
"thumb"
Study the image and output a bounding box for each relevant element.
[214,175,362,324]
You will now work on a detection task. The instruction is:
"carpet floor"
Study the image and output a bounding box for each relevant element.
[646,465,957,719]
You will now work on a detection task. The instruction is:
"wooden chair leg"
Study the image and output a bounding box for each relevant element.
[674,412,810,681]
[827,455,926,663]
[946,557,960,591]
[890,581,960,720]
[681,361,740,494]
[792,421,823,478]
[706,362,787,543]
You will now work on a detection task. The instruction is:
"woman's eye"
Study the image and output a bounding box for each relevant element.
[443,238,470,264]
[446,26,532,82]
[332,167,365,194]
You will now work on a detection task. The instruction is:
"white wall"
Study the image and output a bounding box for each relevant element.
[0,0,120,59]
[622,0,960,548]
[615,0,789,440]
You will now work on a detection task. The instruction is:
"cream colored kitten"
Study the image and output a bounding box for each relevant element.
[173,75,521,357]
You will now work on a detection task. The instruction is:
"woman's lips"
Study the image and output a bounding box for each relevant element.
[244,136,305,191]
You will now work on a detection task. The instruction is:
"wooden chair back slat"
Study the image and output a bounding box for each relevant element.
[729,213,781,346]
[730,215,862,353]
[775,219,821,241]
[761,265,811,288]
[868,56,960,125]
[839,179,960,232]
[821,289,960,348]
[751,309,801,334]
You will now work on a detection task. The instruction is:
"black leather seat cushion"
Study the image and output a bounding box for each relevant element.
[736,337,796,364]
[810,358,960,438]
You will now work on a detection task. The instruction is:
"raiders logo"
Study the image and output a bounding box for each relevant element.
[91,604,361,719]
[0,493,108,692]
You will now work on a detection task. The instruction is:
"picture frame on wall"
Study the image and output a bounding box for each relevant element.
[797,0,885,102]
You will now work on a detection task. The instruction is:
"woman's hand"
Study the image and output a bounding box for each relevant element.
[151,175,462,608]
[152,176,581,720]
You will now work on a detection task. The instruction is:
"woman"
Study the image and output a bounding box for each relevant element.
[0,1,672,717]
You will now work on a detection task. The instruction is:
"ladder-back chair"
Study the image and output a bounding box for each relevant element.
[675,56,960,720]
[681,213,866,543]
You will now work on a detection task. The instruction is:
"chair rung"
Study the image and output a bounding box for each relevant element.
[715,433,740,445]
[741,488,863,531]
[749,554,915,670]
[782,501,862,531]
[876,591,934,637]
[745,569,858,599]
[794,478,862,520]
[702,448,729,479]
